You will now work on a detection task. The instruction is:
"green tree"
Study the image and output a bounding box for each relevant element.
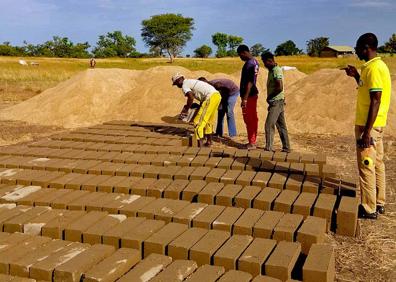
[227,35,243,56]
[141,13,194,62]
[0,42,20,56]
[194,44,212,58]
[93,31,136,58]
[380,33,396,53]
[275,40,302,56]
[250,43,269,57]
[306,37,329,57]
[212,32,228,58]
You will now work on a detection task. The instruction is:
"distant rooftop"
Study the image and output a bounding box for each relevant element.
[325,45,354,52]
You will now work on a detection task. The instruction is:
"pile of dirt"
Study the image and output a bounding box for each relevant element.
[0,66,394,137]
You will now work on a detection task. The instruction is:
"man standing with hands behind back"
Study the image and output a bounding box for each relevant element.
[237,45,260,149]
[342,33,392,219]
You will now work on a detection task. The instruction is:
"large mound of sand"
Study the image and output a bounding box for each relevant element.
[0,66,393,137]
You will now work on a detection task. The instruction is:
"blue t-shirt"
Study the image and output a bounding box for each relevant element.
[240,58,259,97]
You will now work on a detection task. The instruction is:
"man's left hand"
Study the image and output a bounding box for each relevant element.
[360,131,372,148]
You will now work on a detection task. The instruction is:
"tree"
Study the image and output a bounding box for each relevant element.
[93,31,136,58]
[194,44,212,58]
[250,43,269,57]
[227,35,243,57]
[141,13,194,62]
[212,32,228,58]
[306,37,329,57]
[379,33,396,53]
[275,40,302,56]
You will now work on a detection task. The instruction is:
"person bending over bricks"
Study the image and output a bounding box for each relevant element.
[261,52,291,153]
[342,33,391,219]
[172,73,222,147]
[198,77,239,138]
[237,44,260,150]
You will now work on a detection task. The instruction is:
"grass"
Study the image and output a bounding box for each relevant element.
[0,55,395,103]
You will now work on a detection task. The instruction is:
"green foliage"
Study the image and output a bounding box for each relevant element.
[212,32,243,57]
[275,40,302,56]
[250,43,269,57]
[227,35,243,55]
[93,31,136,58]
[141,13,194,62]
[0,42,22,56]
[379,33,396,53]
[306,37,329,57]
[194,44,212,58]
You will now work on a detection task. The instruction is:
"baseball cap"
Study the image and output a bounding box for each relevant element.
[172,73,184,85]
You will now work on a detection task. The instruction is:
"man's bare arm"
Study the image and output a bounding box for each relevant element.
[361,91,381,147]
[241,81,253,108]
[182,92,195,113]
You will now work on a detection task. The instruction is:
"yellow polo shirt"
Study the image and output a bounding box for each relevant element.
[356,57,391,127]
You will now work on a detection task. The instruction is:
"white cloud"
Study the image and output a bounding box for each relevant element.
[349,0,395,8]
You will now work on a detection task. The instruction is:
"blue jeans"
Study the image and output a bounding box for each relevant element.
[216,92,238,137]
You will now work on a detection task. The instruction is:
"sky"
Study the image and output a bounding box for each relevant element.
[0,0,395,55]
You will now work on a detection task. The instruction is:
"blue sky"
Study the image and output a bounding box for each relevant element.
[0,0,395,55]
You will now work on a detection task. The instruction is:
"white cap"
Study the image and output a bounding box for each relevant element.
[172,73,184,85]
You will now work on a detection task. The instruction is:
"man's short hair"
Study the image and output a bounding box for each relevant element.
[357,33,378,50]
[261,51,274,61]
[237,44,250,54]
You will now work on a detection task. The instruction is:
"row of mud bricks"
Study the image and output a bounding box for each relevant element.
[0,120,359,281]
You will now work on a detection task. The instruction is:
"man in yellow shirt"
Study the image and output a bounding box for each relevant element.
[343,33,391,219]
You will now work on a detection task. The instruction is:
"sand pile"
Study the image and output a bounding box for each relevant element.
[0,66,393,137]
[285,69,396,136]
[0,66,305,130]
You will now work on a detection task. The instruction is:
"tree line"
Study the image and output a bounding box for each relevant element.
[0,13,394,60]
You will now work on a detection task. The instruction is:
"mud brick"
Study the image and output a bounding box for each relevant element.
[198,183,225,204]
[217,158,234,170]
[215,184,242,207]
[321,164,337,178]
[218,270,252,282]
[29,242,89,281]
[167,227,208,260]
[117,253,172,282]
[144,223,188,257]
[212,206,244,233]
[141,165,160,179]
[131,178,157,196]
[59,149,86,159]
[0,205,28,228]
[196,147,211,157]
[13,187,48,205]
[22,209,66,235]
[300,153,315,164]
[253,188,281,211]
[101,194,138,213]
[35,189,72,206]
[146,179,172,197]
[289,163,305,175]
[213,235,253,271]
[48,159,81,173]
[64,211,109,242]
[292,193,317,218]
[303,243,335,282]
[1,186,39,205]
[235,186,261,208]
[286,152,301,163]
[189,166,211,181]
[231,157,249,170]
[181,147,198,156]
[238,238,277,277]
[150,260,197,281]
[304,164,320,177]
[97,151,124,162]
[64,174,96,190]
[9,239,70,278]
[273,190,299,213]
[83,214,127,244]
[232,208,264,236]
[115,164,140,176]
[219,147,234,158]
[158,165,183,179]
[245,157,262,172]
[314,153,327,165]
[11,170,40,186]
[0,233,32,254]
[205,157,222,168]
[129,164,151,178]
[173,203,207,226]
[180,180,206,202]
[136,198,167,219]
[78,150,107,160]
[336,196,358,236]
[189,229,230,266]
[274,162,290,174]
[302,178,320,194]
[252,172,272,187]
[84,248,141,282]
[67,191,104,210]
[296,216,326,254]
[95,176,125,192]
[72,160,102,174]
[0,185,24,201]
[90,162,128,176]
[102,217,146,248]
[119,196,156,217]
[176,155,195,167]
[233,149,248,158]
[80,175,112,192]
[3,206,50,233]
[51,190,89,209]
[193,205,226,229]
[152,199,190,222]
[253,211,284,239]
[0,168,21,185]
[339,183,357,197]
[235,171,256,186]
[122,153,145,164]
[220,170,241,184]
[190,156,209,167]
[313,194,337,230]
[284,175,303,192]
[150,154,172,166]
[246,150,260,159]
[268,173,287,190]
[163,179,190,199]
[174,166,195,180]
[33,171,66,187]
[54,244,115,282]
[113,177,142,194]
[0,235,51,274]
[265,241,301,281]
[206,168,226,182]
[121,219,166,251]
[273,213,304,242]
[272,151,287,162]
[184,264,225,282]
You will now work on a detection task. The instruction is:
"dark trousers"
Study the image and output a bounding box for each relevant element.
[265,100,290,151]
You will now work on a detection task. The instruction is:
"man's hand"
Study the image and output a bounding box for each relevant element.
[359,131,372,148]
[241,99,247,109]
